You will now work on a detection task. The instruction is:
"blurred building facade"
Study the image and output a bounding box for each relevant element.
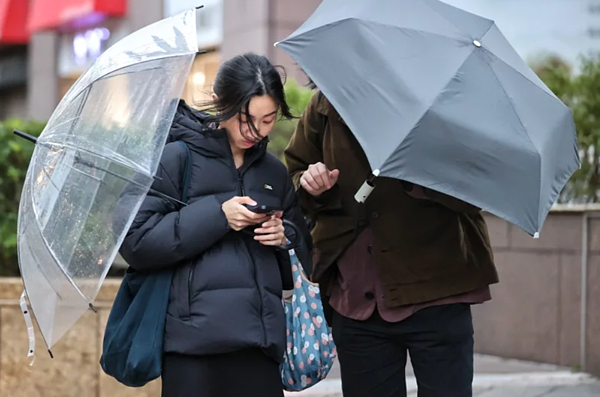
[0,0,321,122]
[220,0,321,85]
[5,0,600,121]
[0,0,29,119]
[25,0,163,121]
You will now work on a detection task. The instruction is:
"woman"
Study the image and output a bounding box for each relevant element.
[119,53,312,397]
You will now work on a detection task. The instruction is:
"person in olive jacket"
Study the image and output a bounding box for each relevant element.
[284,91,498,397]
[120,54,312,397]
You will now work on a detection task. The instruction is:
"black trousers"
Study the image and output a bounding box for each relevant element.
[332,303,474,397]
[161,349,283,397]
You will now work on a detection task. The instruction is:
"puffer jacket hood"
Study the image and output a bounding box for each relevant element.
[167,100,268,161]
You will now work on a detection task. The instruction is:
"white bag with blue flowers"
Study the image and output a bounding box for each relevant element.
[280,248,337,391]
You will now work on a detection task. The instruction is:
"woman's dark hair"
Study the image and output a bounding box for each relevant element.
[199,53,294,140]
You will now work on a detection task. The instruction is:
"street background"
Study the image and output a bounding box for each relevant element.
[2,0,600,396]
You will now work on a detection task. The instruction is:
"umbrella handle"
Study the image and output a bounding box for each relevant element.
[280,219,302,250]
[354,169,380,203]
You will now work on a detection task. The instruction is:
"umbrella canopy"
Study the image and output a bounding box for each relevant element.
[17,8,198,352]
[276,0,580,236]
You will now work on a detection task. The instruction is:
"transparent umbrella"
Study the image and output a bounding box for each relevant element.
[15,7,200,359]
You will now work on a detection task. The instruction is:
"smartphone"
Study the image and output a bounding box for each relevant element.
[244,204,283,216]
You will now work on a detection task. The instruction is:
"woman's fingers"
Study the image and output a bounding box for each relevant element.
[254,218,283,234]
[235,205,269,223]
[254,217,285,244]
[253,233,283,242]
[254,225,283,235]
[255,234,285,245]
[230,219,254,231]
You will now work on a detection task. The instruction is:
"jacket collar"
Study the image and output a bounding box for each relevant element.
[168,99,268,164]
[315,91,347,126]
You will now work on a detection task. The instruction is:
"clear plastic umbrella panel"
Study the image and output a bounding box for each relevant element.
[16,8,199,359]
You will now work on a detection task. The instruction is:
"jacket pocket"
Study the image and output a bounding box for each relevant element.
[172,262,193,320]
[186,262,195,318]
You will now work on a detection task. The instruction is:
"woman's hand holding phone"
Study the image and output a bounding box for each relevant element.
[221,196,270,231]
[240,199,287,246]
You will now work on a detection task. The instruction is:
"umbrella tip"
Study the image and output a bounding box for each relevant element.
[196,5,204,10]
[48,350,54,359]
[13,129,38,144]
[273,41,279,47]
[89,303,98,313]
[533,232,540,239]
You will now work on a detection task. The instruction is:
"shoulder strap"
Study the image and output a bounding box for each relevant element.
[176,141,193,203]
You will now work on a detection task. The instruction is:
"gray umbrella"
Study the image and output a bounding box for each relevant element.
[275,0,579,237]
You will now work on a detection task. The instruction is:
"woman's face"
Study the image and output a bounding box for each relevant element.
[219,95,278,152]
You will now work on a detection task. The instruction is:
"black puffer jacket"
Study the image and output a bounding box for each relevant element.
[119,101,312,362]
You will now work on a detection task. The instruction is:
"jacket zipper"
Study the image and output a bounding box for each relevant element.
[187,263,194,317]
[186,144,267,321]
[238,169,266,345]
[187,170,244,315]
[238,170,246,196]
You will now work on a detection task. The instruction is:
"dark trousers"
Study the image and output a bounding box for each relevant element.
[161,349,283,397]
[332,303,474,397]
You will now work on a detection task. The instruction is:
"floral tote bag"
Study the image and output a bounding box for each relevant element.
[280,248,337,391]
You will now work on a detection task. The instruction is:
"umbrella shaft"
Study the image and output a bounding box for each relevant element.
[71,157,188,207]
[13,129,186,207]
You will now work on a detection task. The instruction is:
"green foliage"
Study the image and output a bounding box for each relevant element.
[533,53,600,202]
[267,79,314,160]
[0,119,45,276]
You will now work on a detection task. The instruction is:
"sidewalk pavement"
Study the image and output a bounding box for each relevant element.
[284,354,600,397]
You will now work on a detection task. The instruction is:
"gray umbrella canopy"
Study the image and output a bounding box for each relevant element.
[276,0,579,237]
